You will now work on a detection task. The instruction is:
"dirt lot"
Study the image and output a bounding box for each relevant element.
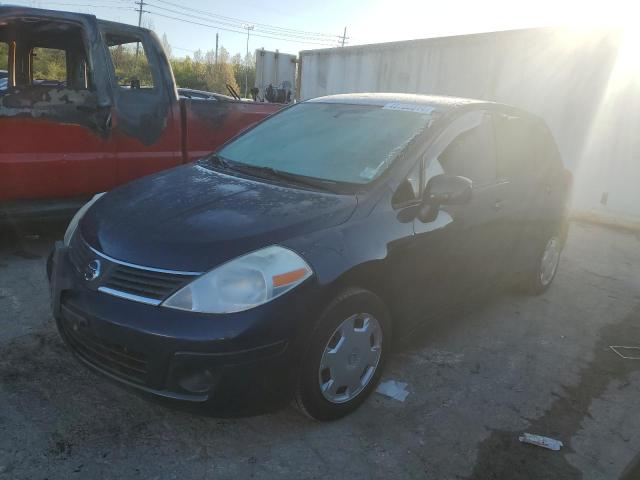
[1,221,639,479]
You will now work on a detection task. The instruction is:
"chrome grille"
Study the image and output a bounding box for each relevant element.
[69,234,198,303]
[102,265,195,301]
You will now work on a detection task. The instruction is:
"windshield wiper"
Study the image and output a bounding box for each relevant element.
[229,163,340,192]
[200,153,231,170]
[200,155,341,192]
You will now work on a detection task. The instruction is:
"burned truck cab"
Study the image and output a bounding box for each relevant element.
[0,6,281,222]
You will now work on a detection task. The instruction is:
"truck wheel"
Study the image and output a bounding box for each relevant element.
[294,288,391,421]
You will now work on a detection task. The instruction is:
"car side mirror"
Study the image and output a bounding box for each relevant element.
[418,174,472,222]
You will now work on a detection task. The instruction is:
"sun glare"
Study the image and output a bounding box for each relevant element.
[613,27,640,80]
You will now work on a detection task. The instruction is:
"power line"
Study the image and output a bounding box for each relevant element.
[171,46,195,52]
[145,10,343,47]
[144,2,346,43]
[7,0,346,47]
[150,0,347,40]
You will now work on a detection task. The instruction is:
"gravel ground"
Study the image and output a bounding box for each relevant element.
[1,220,639,479]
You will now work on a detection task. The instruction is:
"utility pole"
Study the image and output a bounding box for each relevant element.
[242,24,254,98]
[134,0,144,59]
[215,33,219,65]
[341,26,347,47]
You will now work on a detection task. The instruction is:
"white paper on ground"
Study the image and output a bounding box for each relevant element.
[376,380,410,402]
[610,346,640,360]
[518,433,564,451]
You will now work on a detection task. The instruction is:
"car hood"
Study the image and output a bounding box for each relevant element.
[81,164,357,272]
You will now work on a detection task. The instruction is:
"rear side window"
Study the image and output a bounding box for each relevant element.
[9,21,93,90]
[435,112,497,185]
[0,20,92,95]
[0,41,7,91]
[494,113,556,181]
[105,34,155,90]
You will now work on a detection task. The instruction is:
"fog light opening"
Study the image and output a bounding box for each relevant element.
[177,368,216,394]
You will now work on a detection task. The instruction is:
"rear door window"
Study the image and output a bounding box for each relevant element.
[494,113,555,182]
[494,113,535,180]
[0,41,8,91]
[0,19,93,93]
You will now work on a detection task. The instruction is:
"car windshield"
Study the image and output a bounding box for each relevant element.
[217,102,435,185]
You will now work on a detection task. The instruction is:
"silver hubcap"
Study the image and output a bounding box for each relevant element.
[319,313,383,404]
[540,236,561,286]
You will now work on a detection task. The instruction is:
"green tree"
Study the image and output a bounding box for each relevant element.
[205,61,238,94]
[32,48,66,82]
[0,41,8,71]
[231,51,256,97]
[169,44,239,95]
[171,56,208,90]
[107,43,154,87]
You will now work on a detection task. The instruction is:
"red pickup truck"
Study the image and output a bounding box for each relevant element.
[0,7,281,221]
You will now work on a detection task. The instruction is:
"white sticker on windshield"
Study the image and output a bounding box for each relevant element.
[382,102,435,115]
[360,160,386,180]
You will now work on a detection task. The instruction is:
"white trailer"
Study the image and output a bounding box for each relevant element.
[299,28,640,227]
[254,48,296,103]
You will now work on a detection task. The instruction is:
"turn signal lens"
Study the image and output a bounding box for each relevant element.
[273,268,309,288]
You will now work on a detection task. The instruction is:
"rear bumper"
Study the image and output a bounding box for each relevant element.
[49,242,316,409]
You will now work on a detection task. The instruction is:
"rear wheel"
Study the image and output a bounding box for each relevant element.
[524,234,562,294]
[294,288,390,421]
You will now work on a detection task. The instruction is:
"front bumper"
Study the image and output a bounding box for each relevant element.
[49,242,315,409]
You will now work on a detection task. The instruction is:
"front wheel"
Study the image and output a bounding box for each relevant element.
[294,288,391,421]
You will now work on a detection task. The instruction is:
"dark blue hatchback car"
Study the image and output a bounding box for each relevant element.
[49,93,570,420]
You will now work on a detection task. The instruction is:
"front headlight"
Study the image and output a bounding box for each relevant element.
[63,192,106,246]
[162,246,312,314]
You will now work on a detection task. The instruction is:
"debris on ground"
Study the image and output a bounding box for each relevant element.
[376,380,409,402]
[518,433,564,451]
[609,346,640,360]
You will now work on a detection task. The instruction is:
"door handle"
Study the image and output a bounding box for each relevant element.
[492,200,503,211]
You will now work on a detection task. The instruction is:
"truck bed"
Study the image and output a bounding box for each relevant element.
[179,97,281,163]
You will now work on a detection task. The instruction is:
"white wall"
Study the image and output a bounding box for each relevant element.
[299,28,640,224]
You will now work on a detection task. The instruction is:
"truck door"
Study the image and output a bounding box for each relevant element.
[100,26,182,185]
[0,13,117,205]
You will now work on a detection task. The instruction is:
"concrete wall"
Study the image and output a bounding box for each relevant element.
[299,29,640,224]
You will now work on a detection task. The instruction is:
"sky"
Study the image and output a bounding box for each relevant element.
[5,0,639,58]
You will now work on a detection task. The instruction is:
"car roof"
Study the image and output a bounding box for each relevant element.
[307,93,492,110]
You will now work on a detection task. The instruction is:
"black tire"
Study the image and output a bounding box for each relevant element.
[523,232,562,295]
[294,288,391,421]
